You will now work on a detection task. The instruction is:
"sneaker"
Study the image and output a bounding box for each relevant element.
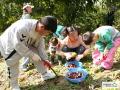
[11,86,20,90]
[21,65,29,72]
[41,71,56,81]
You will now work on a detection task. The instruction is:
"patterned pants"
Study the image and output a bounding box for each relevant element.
[92,37,120,69]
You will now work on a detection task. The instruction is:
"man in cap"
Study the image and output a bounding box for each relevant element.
[0,16,57,90]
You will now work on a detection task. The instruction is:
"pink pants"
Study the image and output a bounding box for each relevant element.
[92,37,120,69]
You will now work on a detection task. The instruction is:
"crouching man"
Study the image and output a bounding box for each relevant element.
[0,16,57,90]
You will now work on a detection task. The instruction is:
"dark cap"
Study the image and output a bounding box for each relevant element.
[40,16,57,33]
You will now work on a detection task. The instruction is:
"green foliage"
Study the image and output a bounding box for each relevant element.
[115,10,120,30]
[0,0,120,33]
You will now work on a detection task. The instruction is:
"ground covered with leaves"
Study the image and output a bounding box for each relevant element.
[1,48,120,90]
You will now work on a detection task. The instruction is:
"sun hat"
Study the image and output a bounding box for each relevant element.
[23,3,34,9]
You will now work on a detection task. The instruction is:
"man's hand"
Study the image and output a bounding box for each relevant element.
[42,60,52,69]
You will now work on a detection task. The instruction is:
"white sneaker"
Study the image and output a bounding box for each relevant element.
[11,86,20,90]
[21,65,29,72]
[41,71,56,81]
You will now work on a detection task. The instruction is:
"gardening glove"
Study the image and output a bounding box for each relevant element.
[65,53,73,60]
[31,53,41,62]
[42,60,52,69]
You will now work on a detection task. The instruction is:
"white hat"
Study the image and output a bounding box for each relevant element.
[23,3,34,9]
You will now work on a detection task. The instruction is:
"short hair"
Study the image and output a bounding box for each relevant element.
[38,16,57,33]
[82,31,94,45]
[66,26,80,35]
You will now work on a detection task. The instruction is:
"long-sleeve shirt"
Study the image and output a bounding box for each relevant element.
[0,19,48,60]
[21,11,31,19]
[94,26,120,52]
